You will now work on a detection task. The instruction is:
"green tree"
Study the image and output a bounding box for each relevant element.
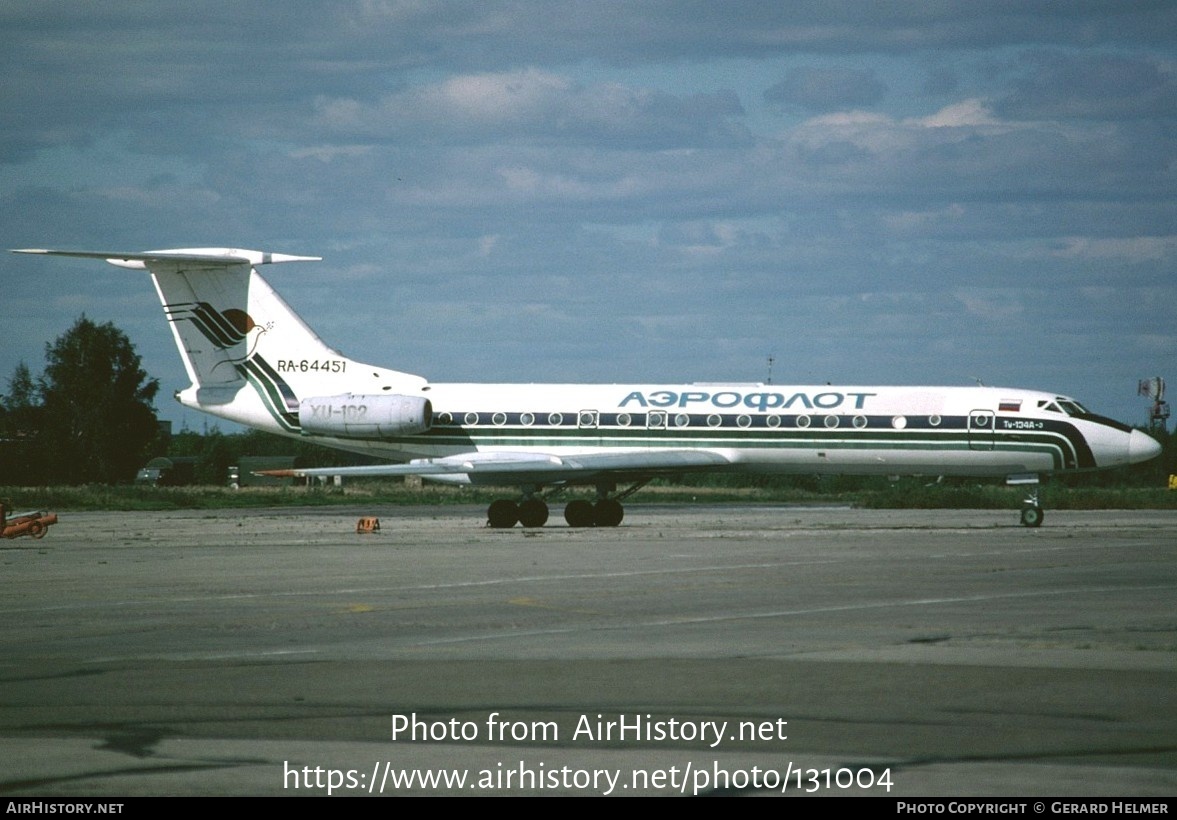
[37,317,160,484]
[3,362,37,413]
[0,362,46,483]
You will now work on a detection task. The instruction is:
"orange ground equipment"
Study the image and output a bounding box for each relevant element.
[356,516,381,534]
[0,502,59,539]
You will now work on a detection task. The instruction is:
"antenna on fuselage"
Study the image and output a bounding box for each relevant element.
[766,354,775,385]
[1138,376,1169,432]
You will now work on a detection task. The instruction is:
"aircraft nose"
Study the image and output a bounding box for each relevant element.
[1128,429,1163,464]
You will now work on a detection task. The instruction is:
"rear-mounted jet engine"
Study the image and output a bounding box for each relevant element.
[299,393,432,438]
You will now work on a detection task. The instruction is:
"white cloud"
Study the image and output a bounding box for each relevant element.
[309,68,747,148]
[432,68,573,121]
[952,289,1026,321]
[912,98,1000,128]
[1053,236,1176,264]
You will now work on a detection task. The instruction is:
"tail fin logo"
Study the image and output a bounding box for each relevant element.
[165,301,272,372]
[166,300,300,433]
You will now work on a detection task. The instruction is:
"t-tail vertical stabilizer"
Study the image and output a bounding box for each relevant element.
[11,248,428,436]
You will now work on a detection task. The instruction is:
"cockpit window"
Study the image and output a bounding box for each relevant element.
[1057,400,1089,416]
[1039,400,1063,413]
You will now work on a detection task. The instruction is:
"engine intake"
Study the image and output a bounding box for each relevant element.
[299,393,432,438]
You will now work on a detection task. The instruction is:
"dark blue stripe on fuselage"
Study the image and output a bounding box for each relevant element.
[420,412,1097,470]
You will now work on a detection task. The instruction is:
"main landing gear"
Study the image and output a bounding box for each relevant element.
[562,498,623,528]
[487,498,549,528]
[485,480,650,529]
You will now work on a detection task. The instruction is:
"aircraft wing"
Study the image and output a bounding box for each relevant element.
[260,449,732,485]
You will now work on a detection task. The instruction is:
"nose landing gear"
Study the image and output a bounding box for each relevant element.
[1019,502,1044,528]
[1009,475,1044,528]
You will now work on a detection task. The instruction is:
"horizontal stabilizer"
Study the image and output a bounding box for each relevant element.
[11,248,320,269]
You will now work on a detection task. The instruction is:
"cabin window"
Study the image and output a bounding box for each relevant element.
[520,412,535,426]
[674,413,690,427]
[766,414,781,428]
[492,412,507,426]
[464,412,479,425]
[707,414,722,428]
[928,414,941,427]
[548,412,563,426]
[824,415,839,429]
[853,415,867,429]
[796,414,811,428]
[737,414,752,428]
[616,412,631,427]
[647,411,666,429]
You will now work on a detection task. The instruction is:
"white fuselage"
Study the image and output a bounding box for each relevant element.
[196,379,1150,482]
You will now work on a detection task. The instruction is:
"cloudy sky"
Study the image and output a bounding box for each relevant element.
[2,2,1174,429]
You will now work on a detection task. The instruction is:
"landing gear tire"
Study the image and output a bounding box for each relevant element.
[564,499,595,528]
[593,498,624,527]
[518,498,549,528]
[1020,505,1044,528]
[487,499,519,528]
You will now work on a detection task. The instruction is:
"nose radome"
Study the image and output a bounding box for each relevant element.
[1128,430,1163,464]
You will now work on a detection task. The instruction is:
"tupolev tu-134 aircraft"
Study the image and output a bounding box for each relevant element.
[14,247,1162,528]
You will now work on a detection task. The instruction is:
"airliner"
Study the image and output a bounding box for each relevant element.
[14,247,1161,528]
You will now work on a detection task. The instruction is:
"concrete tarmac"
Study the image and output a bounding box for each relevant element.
[1,505,1175,796]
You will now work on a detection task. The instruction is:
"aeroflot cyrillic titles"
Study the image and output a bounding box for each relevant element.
[618,390,876,411]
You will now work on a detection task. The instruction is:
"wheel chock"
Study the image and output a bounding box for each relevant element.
[356,517,381,534]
